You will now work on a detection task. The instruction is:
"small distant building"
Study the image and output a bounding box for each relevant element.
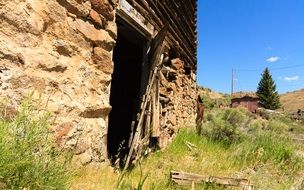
[231,92,259,113]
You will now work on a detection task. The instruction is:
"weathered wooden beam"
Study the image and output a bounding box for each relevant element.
[184,0,196,21]
[152,75,160,137]
[144,100,152,137]
[128,0,196,68]
[161,3,195,55]
[124,25,168,170]
[117,0,154,37]
[171,171,254,190]
[144,0,196,67]
[124,68,158,170]
[164,0,196,41]
[132,0,163,28]
[127,0,162,30]
[128,121,135,147]
[155,0,195,53]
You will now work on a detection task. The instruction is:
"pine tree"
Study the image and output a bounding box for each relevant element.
[256,68,281,110]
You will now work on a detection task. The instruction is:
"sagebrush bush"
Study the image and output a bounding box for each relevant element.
[206,112,214,122]
[222,108,247,126]
[200,95,216,109]
[203,108,247,145]
[0,97,71,189]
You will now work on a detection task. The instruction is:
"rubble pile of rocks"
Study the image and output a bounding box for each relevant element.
[158,58,197,148]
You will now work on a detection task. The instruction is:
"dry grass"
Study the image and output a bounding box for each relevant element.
[70,108,304,190]
[70,128,304,189]
[280,89,304,112]
[199,87,224,100]
[69,165,118,190]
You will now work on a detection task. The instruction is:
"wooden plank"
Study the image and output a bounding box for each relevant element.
[152,75,160,137]
[171,171,254,190]
[128,121,135,147]
[151,80,156,136]
[128,0,197,69]
[144,0,196,68]
[124,25,168,170]
[144,96,152,137]
[123,68,158,170]
[117,0,154,38]
[148,24,169,70]
[128,0,163,30]
[165,0,195,39]
[156,0,195,53]
[184,141,197,149]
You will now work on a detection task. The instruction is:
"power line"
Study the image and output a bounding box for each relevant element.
[236,64,304,72]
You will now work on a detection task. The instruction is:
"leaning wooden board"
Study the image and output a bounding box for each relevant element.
[171,171,254,190]
[123,25,168,170]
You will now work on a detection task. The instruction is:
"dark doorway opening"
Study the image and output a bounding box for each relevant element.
[107,18,147,164]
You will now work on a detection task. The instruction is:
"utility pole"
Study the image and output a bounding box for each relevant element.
[231,68,234,97]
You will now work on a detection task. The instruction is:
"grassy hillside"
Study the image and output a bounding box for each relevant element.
[199,87,225,100]
[198,87,231,109]
[280,89,304,112]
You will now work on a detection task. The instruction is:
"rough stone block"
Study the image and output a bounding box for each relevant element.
[105,21,117,39]
[90,0,114,21]
[74,18,115,50]
[57,0,90,18]
[54,122,75,146]
[171,58,184,71]
[79,105,112,118]
[89,9,104,26]
[92,47,113,74]
[52,39,76,57]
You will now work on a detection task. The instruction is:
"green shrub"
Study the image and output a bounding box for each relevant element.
[0,97,70,189]
[222,108,247,126]
[206,112,214,122]
[203,108,247,145]
[200,95,216,109]
[209,117,241,145]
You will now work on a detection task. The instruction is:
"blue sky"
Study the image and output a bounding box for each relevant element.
[197,0,304,94]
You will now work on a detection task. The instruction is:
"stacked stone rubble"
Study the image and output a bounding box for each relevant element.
[158,58,197,148]
[0,0,117,165]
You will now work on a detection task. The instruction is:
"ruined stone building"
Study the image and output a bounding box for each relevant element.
[0,0,197,165]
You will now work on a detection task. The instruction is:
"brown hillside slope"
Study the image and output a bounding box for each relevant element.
[198,87,224,99]
[280,89,304,112]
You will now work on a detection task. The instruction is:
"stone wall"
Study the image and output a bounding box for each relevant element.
[158,58,197,148]
[0,0,116,164]
[0,0,197,165]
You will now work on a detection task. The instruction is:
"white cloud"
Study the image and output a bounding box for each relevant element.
[284,75,299,82]
[266,56,280,63]
[277,76,282,80]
